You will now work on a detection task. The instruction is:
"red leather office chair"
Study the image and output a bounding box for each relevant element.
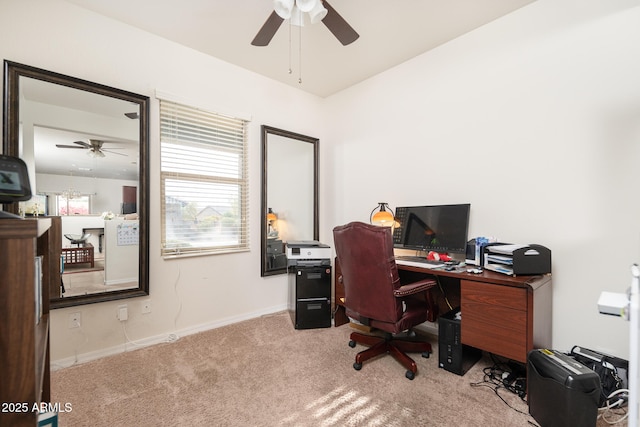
[333,221,437,380]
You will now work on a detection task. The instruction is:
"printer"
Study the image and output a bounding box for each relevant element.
[286,241,331,267]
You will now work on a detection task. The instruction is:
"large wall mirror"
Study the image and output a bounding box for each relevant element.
[3,61,149,308]
[261,125,318,276]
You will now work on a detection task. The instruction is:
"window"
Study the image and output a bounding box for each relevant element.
[56,194,90,215]
[160,99,249,257]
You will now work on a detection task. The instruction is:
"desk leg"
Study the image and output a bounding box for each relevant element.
[334,304,349,327]
[426,289,438,322]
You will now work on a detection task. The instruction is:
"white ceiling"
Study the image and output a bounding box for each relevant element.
[64,0,536,98]
[29,0,537,182]
[23,78,140,181]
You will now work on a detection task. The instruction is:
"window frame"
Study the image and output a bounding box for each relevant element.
[159,98,250,258]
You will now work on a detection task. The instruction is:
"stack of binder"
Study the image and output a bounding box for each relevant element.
[484,244,551,276]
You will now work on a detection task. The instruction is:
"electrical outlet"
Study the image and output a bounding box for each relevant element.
[117,304,128,321]
[141,300,151,314]
[69,312,81,328]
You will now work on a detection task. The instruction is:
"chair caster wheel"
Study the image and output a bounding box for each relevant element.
[353,362,362,371]
[348,340,356,348]
[405,370,415,380]
[422,351,430,359]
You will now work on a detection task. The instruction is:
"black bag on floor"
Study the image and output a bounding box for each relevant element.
[569,345,628,407]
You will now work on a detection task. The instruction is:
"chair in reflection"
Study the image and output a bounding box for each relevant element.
[62,233,94,268]
[64,233,91,247]
[332,221,437,380]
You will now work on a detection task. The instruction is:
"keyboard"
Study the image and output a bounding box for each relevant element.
[395,256,444,269]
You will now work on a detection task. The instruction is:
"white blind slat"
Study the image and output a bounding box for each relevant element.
[160,99,249,257]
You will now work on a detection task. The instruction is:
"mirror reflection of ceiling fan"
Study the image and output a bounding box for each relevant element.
[252,0,359,47]
[55,139,127,158]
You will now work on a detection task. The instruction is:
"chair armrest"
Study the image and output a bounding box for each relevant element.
[393,278,437,297]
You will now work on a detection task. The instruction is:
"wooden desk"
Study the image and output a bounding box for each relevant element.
[334,259,552,364]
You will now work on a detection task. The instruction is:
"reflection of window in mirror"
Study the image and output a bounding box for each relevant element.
[56,195,91,215]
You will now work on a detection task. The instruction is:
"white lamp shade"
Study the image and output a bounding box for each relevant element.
[295,0,318,13]
[274,0,294,19]
[309,1,327,24]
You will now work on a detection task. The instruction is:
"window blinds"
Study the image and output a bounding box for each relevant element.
[160,100,249,257]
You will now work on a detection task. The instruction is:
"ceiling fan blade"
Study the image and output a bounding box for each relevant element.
[73,140,91,148]
[101,149,127,156]
[251,11,284,46]
[322,1,359,46]
[56,144,85,149]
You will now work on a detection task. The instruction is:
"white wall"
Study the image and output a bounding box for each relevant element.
[0,0,326,364]
[325,0,640,359]
[1,0,637,365]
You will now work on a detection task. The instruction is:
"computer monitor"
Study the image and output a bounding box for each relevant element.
[393,203,470,254]
[0,155,31,202]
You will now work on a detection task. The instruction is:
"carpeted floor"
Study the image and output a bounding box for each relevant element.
[51,311,627,426]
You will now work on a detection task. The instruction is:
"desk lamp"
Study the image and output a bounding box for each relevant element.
[369,202,401,229]
[267,208,279,237]
[370,202,394,227]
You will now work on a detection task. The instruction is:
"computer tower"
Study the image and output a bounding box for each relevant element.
[438,308,481,375]
[288,265,332,329]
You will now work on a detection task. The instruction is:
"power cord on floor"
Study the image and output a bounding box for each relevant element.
[51,323,89,370]
[167,266,182,343]
[469,355,531,420]
[121,321,143,349]
[598,388,629,425]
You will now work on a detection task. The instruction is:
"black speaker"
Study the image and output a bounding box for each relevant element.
[438,308,481,376]
[465,238,476,261]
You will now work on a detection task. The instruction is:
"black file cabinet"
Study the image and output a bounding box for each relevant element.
[267,239,287,270]
[288,265,332,329]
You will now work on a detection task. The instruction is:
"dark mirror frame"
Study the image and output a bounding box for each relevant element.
[261,125,319,277]
[2,60,150,308]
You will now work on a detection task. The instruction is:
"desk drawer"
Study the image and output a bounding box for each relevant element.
[461,280,528,362]
[461,280,526,310]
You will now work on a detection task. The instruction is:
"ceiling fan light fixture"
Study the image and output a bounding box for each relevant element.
[274,0,294,19]
[308,1,327,24]
[295,0,318,13]
[87,149,105,158]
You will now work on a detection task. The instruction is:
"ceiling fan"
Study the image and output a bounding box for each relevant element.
[55,139,127,158]
[252,0,359,47]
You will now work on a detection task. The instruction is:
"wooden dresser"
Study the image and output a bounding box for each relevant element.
[0,217,61,426]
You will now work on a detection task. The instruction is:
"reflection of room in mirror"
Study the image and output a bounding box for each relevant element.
[63,277,137,298]
[59,215,139,297]
[266,134,315,243]
[4,61,150,307]
[61,252,137,297]
[261,125,318,276]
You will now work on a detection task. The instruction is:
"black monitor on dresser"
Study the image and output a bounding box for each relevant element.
[393,203,470,254]
[0,155,32,218]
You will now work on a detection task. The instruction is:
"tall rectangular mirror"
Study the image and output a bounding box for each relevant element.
[3,61,149,308]
[261,125,318,276]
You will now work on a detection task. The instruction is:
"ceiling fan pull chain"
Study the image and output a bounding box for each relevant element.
[298,23,302,84]
[288,19,292,74]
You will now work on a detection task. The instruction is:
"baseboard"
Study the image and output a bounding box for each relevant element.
[51,303,287,371]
